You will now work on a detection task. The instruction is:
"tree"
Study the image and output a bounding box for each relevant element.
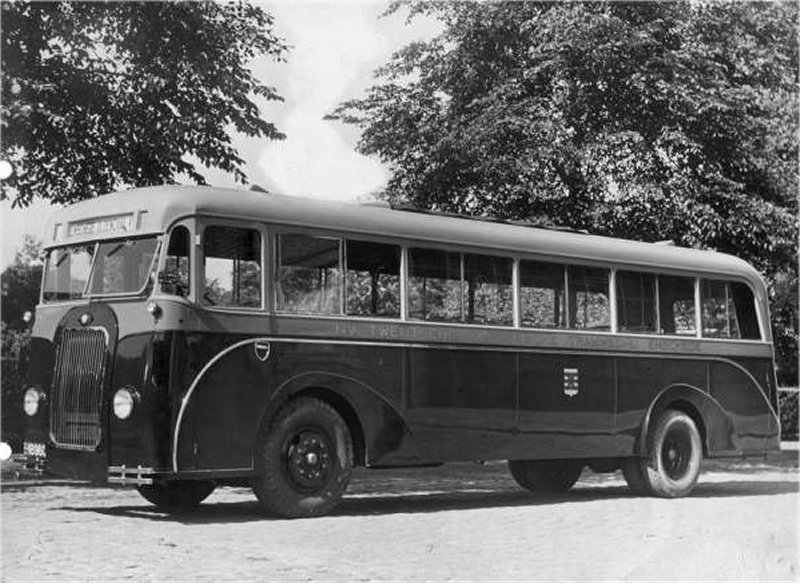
[1,235,43,330]
[1,1,287,207]
[332,0,798,381]
[1,236,42,451]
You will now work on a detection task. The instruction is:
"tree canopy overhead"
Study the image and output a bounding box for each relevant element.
[332,1,798,277]
[1,1,287,207]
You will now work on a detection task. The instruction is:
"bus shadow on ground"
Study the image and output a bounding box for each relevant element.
[56,477,799,525]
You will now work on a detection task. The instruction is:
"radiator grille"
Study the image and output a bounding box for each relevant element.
[50,328,108,449]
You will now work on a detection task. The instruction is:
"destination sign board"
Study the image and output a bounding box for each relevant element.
[67,213,136,238]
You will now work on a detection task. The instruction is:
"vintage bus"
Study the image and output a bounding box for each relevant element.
[20,185,780,517]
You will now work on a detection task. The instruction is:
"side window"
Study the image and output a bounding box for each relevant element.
[568,266,610,330]
[701,279,742,339]
[463,254,513,325]
[616,271,657,333]
[519,260,566,328]
[162,225,190,297]
[659,275,696,336]
[730,282,760,340]
[408,247,461,321]
[345,240,400,317]
[202,225,262,308]
[277,233,341,314]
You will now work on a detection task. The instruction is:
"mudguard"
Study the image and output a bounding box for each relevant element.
[260,371,421,467]
[638,384,735,457]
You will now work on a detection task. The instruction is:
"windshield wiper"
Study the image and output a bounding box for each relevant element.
[105,243,126,258]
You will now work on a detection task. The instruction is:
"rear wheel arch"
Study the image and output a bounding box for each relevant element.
[639,384,727,457]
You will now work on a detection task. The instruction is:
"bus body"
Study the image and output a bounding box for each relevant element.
[21,185,780,516]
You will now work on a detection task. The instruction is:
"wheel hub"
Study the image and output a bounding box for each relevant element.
[286,430,332,490]
[662,428,690,480]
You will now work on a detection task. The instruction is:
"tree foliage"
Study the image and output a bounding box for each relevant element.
[1,235,43,330]
[1,1,287,207]
[333,0,799,382]
[1,237,41,450]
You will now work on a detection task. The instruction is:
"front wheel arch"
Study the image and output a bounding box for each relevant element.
[294,386,366,467]
[254,371,414,468]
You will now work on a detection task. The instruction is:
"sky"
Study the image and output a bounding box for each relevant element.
[0,1,442,268]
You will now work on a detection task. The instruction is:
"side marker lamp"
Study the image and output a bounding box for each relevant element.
[23,311,33,324]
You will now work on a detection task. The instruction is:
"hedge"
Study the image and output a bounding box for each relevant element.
[779,389,799,441]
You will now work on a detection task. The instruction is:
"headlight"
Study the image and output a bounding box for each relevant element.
[23,388,43,417]
[113,387,136,420]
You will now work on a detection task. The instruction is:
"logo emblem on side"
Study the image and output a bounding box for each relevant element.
[563,367,579,398]
[254,341,271,362]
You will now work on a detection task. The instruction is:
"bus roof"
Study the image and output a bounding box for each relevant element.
[43,184,764,287]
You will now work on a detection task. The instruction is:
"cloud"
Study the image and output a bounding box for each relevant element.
[255,3,391,201]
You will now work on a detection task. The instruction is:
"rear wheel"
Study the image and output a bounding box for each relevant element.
[508,459,584,493]
[625,409,702,498]
[252,397,353,518]
[137,480,215,510]
[621,457,651,495]
[643,409,702,497]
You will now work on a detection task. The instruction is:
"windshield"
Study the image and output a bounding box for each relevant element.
[42,237,159,302]
[42,244,96,302]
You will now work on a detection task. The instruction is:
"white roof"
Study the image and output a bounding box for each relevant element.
[43,185,766,291]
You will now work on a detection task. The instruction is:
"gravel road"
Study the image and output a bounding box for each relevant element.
[2,454,797,582]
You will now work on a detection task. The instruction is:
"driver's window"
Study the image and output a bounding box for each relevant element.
[162,225,191,297]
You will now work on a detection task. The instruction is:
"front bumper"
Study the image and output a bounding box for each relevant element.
[107,465,155,485]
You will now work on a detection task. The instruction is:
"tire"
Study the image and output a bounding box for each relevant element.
[252,397,353,518]
[508,459,584,493]
[621,457,650,495]
[641,409,702,498]
[137,480,215,510]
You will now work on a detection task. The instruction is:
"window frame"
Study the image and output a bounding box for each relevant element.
[273,228,345,316]
[406,245,464,323]
[699,277,762,341]
[197,217,267,313]
[344,238,403,319]
[217,220,768,342]
[158,220,195,302]
[615,269,659,335]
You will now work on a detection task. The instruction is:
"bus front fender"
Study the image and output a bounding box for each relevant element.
[259,371,421,467]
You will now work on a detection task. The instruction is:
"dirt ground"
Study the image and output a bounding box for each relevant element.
[1,452,798,582]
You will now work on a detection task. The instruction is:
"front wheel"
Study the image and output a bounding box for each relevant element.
[137,480,216,510]
[508,459,584,493]
[252,397,353,518]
